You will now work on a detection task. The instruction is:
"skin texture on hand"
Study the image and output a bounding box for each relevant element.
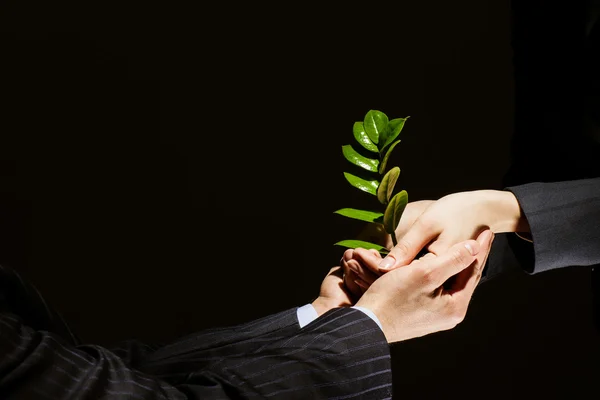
[355,229,494,343]
[311,266,354,317]
[379,190,529,271]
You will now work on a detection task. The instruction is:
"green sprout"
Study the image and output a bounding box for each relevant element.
[334,109,409,255]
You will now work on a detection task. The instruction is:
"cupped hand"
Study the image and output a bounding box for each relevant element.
[356,229,495,343]
[341,200,435,298]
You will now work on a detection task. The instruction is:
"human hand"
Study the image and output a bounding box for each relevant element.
[356,229,494,343]
[357,200,435,249]
[342,200,435,296]
[314,247,389,316]
[311,266,354,317]
[340,248,382,300]
[378,190,529,271]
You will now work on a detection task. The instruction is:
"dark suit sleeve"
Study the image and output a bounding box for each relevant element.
[139,307,392,400]
[1,304,391,399]
[505,177,600,274]
[0,311,188,400]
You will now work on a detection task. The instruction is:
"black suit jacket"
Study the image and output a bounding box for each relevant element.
[0,264,392,399]
[483,177,600,281]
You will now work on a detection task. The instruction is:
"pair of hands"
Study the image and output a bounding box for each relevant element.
[312,189,529,343]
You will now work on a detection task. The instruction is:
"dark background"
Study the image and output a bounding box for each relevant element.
[1,1,599,399]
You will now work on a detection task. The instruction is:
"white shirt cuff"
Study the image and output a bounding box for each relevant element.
[297,303,319,328]
[296,303,383,331]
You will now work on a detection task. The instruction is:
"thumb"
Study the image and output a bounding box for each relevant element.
[378,218,438,271]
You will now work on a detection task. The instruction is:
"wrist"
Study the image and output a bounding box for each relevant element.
[356,296,395,342]
[311,297,338,317]
[478,190,530,233]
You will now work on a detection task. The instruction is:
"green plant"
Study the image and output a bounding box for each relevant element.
[334,109,409,255]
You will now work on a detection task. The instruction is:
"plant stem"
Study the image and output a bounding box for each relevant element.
[391,232,397,247]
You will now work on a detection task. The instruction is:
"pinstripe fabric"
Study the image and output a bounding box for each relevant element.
[506,177,600,274]
[0,266,392,399]
[0,312,185,400]
[142,307,392,399]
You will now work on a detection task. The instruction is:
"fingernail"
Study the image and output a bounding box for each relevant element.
[378,255,396,270]
[465,242,479,256]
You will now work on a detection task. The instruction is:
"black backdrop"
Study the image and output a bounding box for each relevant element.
[1,1,599,399]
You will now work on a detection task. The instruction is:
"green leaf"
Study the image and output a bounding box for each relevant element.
[377,166,400,204]
[379,126,390,149]
[379,139,401,174]
[363,110,389,145]
[382,117,408,150]
[333,208,384,223]
[383,190,408,234]
[343,172,379,195]
[334,240,389,254]
[342,145,379,172]
[353,122,378,152]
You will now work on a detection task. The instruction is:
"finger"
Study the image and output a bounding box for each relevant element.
[345,258,379,285]
[369,248,382,258]
[378,217,439,272]
[342,248,354,263]
[352,248,384,277]
[418,252,436,261]
[428,227,487,256]
[340,253,356,277]
[427,238,453,257]
[343,269,363,299]
[353,278,370,293]
[416,238,481,289]
[447,230,494,297]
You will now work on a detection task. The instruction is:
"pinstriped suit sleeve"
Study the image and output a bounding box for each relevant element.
[1,306,392,399]
[0,311,189,400]
[505,177,600,274]
[1,264,391,399]
[140,307,393,400]
[0,263,295,399]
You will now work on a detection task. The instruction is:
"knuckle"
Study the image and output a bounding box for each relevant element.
[394,239,412,257]
[415,215,435,232]
[395,238,412,254]
[418,265,438,285]
[450,248,468,266]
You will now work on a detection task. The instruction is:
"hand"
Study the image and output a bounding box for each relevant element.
[378,190,529,271]
[311,266,354,317]
[357,200,435,248]
[340,248,382,300]
[356,229,494,343]
[345,199,435,295]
